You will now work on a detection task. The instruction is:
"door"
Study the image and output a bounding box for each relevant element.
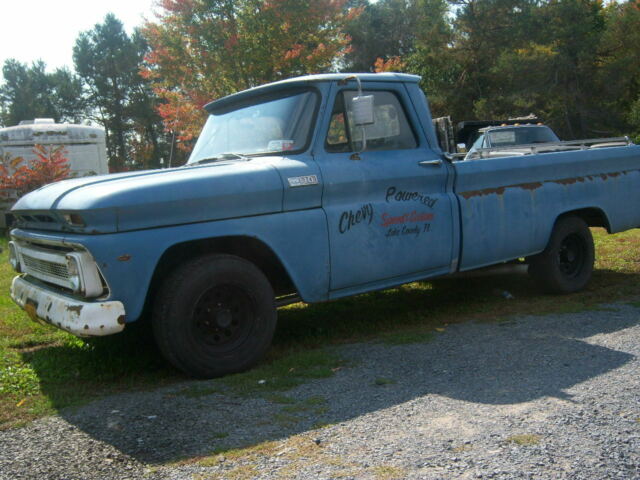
[317,82,455,291]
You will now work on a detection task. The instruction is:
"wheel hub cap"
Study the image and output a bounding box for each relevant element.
[192,284,255,350]
[216,309,232,328]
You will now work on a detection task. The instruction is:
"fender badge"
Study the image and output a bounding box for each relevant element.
[288,175,318,187]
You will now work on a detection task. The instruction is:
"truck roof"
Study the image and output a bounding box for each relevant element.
[205,73,421,113]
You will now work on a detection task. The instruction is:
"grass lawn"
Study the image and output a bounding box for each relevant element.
[1,228,639,430]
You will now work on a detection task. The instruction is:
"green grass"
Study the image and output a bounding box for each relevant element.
[379,330,435,345]
[177,384,223,398]
[220,348,343,396]
[1,228,640,430]
[505,434,541,446]
[374,377,396,386]
[304,395,327,406]
[371,465,408,479]
[266,393,296,404]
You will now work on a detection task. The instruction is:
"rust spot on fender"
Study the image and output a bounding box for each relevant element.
[461,187,504,199]
[460,182,541,199]
[459,169,634,200]
[66,305,83,315]
[520,182,543,191]
[117,254,132,262]
[552,177,585,186]
[117,315,126,325]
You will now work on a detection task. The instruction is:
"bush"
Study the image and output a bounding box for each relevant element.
[0,144,70,198]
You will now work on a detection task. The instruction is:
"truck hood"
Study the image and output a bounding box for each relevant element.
[11,159,284,233]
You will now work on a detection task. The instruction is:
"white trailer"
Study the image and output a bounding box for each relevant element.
[0,119,108,176]
[0,119,109,228]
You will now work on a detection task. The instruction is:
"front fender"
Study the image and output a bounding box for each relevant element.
[13,209,330,323]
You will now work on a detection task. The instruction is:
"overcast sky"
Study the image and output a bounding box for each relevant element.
[0,0,157,73]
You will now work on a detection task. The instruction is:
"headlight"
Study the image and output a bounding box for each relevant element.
[8,241,21,272]
[62,213,85,227]
[65,255,82,293]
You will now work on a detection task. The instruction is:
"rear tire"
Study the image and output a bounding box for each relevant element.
[528,216,594,294]
[153,254,277,378]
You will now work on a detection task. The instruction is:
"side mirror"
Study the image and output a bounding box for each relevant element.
[340,75,375,157]
[456,143,467,153]
[352,95,374,126]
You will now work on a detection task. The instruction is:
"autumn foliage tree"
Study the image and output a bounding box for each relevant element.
[0,145,71,198]
[142,0,358,146]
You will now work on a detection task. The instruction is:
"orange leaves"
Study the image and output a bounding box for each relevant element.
[374,56,406,73]
[160,0,195,14]
[224,34,239,51]
[0,145,71,198]
[142,0,358,140]
[346,5,364,21]
[284,44,304,60]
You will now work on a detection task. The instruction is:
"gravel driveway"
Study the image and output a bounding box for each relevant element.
[1,303,639,480]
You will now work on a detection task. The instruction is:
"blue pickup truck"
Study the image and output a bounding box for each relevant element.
[7,73,640,377]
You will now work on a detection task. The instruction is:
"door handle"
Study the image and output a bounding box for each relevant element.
[419,159,442,167]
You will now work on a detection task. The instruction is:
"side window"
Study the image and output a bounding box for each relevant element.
[325,90,417,153]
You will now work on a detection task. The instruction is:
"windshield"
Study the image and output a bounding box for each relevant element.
[487,126,559,147]
[188,90,317,164]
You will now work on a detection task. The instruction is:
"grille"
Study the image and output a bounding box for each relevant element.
[22,254,70,281]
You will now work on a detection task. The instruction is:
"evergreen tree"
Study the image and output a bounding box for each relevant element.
[74,13,165,171]
[0,60,84,126]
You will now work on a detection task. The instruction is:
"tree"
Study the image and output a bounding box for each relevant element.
[597,0,640,138]
[406,0,623,138]
[0,60,85,127]
[142,0,358,144]
[74,14,166,171]
[405,0,453,116]
[343,0,417,72]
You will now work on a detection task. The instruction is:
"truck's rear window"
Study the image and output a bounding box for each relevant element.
[488,126,559,146]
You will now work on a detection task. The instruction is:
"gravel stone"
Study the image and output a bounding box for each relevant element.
[1,303,639,479]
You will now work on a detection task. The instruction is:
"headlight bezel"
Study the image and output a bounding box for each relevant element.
[8,241,21,272]
[65,252,104,297]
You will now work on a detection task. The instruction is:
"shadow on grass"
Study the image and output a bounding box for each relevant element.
[16,321,180,411]
[18,269,640,466]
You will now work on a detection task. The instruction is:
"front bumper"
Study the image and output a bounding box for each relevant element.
[10,276,126,337]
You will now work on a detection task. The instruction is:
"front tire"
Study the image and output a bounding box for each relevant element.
[153,254,277,378]
[528,216,595,294]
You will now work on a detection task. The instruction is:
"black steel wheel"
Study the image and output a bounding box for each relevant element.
[153,254,277,378]
[557,233,587,278]
[528,216,595,294]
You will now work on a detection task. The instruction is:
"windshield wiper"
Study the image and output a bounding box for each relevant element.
[190,152,251,165]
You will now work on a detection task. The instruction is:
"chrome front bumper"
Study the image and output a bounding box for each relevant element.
[11,276,126,337]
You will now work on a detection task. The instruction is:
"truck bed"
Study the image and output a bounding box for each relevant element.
[453,143,640,271]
